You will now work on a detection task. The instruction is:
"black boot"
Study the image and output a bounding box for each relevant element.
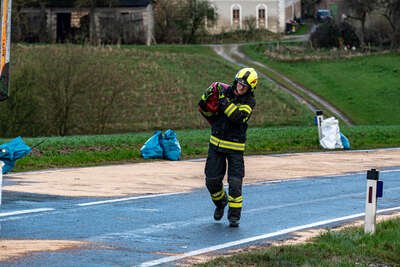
[229,219,239,227]
[228,207,241,227]
[213,197,227,221]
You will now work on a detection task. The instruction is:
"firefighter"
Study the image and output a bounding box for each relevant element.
[198,67,258,227]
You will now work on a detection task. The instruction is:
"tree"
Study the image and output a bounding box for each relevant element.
[153,0,184,43]
[153,0,216,44]
[183,0,217,43]
[344,0,376,47]
[301,0,321,18]
[379,0,400,48]
[12,0,49,42]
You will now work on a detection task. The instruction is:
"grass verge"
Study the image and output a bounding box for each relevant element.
[7,125,400,172]
[199,216,400,266]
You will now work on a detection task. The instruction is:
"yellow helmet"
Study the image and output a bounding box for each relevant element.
[234,67,258,92]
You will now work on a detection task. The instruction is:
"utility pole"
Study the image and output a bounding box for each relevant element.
[0,0,12,101]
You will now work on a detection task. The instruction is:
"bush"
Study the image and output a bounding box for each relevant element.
[339,22,360,48]
[311,21,361,49]
[310,21,340,48]
[364,16,392,47]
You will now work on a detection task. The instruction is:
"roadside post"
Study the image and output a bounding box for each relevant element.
[315,110,324,140]
[0,160,3,205]
[364,168,383,234]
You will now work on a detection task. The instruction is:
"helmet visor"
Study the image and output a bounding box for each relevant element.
[236,78,250,88]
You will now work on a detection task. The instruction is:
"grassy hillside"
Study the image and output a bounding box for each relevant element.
[0,44,312,137]
[241,44,400,125]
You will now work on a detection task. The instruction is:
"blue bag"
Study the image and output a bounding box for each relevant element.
[340,132,350,150]
[0,136,32,174]
[140,131,164,159]
[161,129,181,161]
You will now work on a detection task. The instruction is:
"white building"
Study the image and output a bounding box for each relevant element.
[208,0,301,33]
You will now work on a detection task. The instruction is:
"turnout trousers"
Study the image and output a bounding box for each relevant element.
[205,144,244,221]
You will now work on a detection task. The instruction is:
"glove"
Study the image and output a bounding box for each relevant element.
[198,99,207,111]
[201,85,214,101]
[217,84,229,109]
[216,84,225,100]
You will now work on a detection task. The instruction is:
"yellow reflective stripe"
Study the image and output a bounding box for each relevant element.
[224,103,237,117]
[228,195,242,208]
[210,135,245,151]
[228,195,243,202]
[200,110,213,117]
[211,188,226,201]
[229,202,242,208]
[238,105,252,114]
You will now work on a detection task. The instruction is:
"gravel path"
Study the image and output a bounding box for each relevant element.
[211,44,354,125]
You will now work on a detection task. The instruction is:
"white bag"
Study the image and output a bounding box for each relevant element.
[319,117,343,149]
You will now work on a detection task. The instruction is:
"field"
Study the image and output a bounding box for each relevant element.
[241,44,400,125]
[0,44,312,137]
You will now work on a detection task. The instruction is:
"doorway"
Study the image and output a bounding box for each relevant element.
[57,13,71,43]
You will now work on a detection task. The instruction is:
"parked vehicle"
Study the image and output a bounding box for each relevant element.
[315,9,332,23]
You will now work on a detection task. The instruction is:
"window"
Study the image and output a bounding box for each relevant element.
[258,8,265,20]
[258,7,266,29]
[231,4,241,29]
[233,9,240,22]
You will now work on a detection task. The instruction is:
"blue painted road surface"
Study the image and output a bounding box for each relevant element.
[1,169,400,266]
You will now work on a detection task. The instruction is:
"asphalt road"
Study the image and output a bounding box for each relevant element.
[1,168,400,266]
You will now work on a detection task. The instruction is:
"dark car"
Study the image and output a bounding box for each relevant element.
[315,9,332,23]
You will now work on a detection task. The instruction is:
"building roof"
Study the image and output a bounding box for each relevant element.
[39,0,151,8]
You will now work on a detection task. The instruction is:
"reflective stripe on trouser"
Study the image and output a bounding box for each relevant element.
[210,187,227,208]
[210,135,245,151]
[228,195,242,208]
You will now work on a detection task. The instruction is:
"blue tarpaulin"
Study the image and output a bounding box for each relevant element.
[161,129,181,161]
[140,131,164,159]
[140,130,181,161]
[0,137,31,174]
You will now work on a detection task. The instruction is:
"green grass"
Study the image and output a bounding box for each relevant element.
[242,44,400,125]
[199,217,400,266]
[0,44,313,137]
[7,124,400,172]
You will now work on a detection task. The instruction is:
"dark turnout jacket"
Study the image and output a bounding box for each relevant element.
[199,82,256,152]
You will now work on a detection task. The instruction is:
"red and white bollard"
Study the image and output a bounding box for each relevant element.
[364,169,383,234]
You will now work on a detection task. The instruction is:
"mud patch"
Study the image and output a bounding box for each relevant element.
[0,240,88,262]
[4,149,400,198]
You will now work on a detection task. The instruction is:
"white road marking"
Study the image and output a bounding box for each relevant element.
[77,192,186,207]
[246,185,400,214]
[0,208,55,217]
[139,206,400,267]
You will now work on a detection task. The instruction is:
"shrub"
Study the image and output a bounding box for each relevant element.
[364,16,392,47]
[339,22,360,48]
[310,21,340,48]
